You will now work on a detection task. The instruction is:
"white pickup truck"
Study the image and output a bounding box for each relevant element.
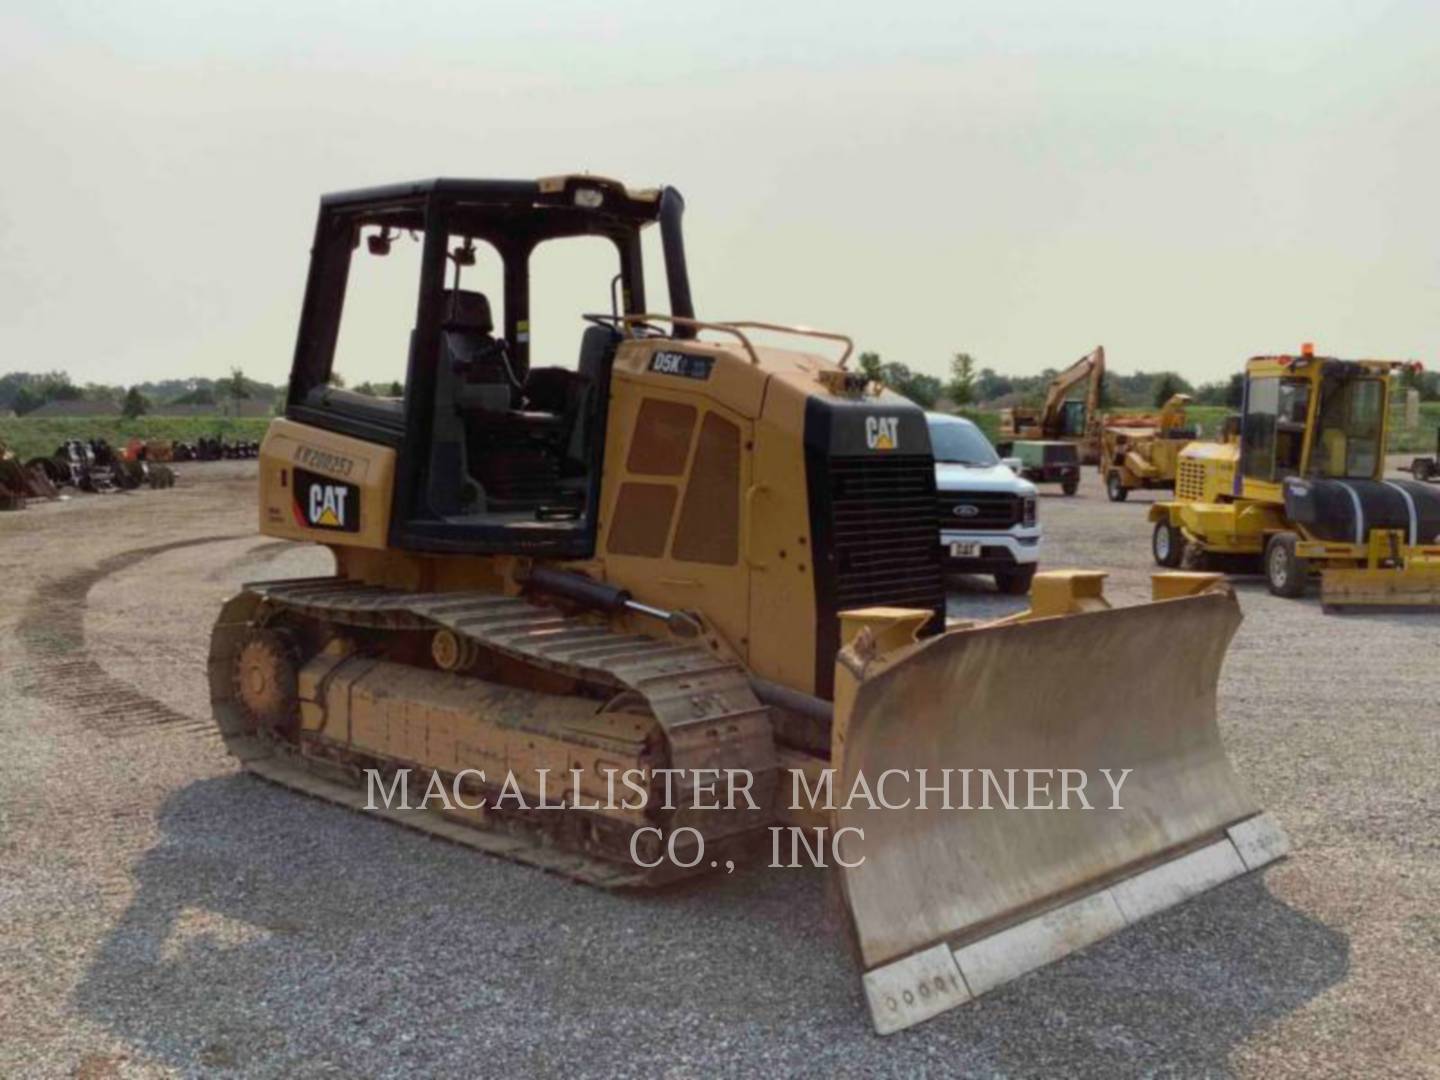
[927,412,1042,594]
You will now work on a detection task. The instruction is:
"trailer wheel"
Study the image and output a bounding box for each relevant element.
[1105,471,1128,502]
[1264,532,1309,598]
[1061,476,1079,496]
[1152,521,1184,568]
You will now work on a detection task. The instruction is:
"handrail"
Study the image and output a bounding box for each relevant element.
[718,321,854,369]
[583,313,854,368]
[586,313,761,366]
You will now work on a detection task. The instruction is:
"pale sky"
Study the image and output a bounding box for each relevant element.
[2,0,1436,389]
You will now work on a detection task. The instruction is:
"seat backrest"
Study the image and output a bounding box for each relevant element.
[441,289,512,414]
[563,325,622,466]
[428,290,505,514]
[443,289,494,334]
[577,324,620,384]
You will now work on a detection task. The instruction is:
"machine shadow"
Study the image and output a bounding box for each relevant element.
[73,775,1348,1076]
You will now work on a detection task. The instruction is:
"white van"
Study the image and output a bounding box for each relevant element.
[927,413,1042,594]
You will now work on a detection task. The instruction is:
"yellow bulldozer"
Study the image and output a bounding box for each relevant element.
[1098,393,1196,502]
[1149,346,1440,609]
[212,176,1285,1034]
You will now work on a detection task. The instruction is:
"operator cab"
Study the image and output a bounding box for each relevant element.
[1057,399,1087,438]
[285,176,698,556]
[1240,355,1387,484]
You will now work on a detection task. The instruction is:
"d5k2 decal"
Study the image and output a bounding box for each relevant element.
[649,350,714,380]
[293,467,360,532]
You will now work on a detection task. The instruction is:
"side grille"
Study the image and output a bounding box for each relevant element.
[936,491,1021,530]
[827,455,945,611]
[1177,459,1206,502]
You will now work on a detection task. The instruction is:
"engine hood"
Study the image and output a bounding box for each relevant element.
[934,461,1037,496]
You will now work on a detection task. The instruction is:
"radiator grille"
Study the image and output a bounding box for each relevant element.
[1177,459,1206,502]
[937,490,1021,530]
[826,455,945,611]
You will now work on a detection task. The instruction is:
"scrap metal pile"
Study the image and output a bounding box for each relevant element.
[0,437,176,511]
[170,436,260,461]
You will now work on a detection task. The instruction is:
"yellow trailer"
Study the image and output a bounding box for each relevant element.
[1098,393,1195,502]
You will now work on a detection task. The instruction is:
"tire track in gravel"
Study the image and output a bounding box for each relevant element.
[15,534,289,742]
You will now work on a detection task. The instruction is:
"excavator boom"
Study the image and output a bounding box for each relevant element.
[1041,345,1105,434]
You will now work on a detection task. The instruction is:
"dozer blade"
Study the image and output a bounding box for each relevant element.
[831,587,1287,1035]
[1320,565,1440,611]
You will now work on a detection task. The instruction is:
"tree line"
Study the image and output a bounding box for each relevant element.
[1,369,404,418]
[857,352,1440,411]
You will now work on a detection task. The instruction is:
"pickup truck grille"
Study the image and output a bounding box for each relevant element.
[937,491,1021,530]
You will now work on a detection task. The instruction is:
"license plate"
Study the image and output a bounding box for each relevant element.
[949,542,981,559]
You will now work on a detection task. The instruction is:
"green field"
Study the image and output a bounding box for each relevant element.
[0,416,274,461]
[5,401,1437,463]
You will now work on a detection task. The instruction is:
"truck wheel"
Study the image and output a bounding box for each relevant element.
[1061,476,1079,496]
[994,566,1036,596]
[1264,533,1309,598]
[1152,521,1184,568]
[1105,471,1128,502]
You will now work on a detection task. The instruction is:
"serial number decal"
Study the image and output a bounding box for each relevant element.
[293,444,356,478]
[649,350,714,380]
[292,467,360,533]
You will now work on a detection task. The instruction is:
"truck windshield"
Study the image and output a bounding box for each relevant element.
[929,421,999,466]
[1311,376,1384,479]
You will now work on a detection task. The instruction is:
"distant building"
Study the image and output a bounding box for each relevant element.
[25,399,123,418]
[151,399,275,418]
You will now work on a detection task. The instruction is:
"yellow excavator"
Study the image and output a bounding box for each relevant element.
[212,176,1285,1034]
[997,345,1106,468]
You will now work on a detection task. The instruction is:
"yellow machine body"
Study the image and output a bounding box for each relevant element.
[997,345,1106,464]
[260,332,838,696]
[1097,394,1195,500]
[1148,352,1440,607]
[214,177,1286,1034]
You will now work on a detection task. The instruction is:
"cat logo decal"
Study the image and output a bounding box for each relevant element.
[293,467,360,533]
[865,416,900,451]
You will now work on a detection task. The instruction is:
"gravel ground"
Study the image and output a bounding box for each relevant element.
[0,460,1436,1078]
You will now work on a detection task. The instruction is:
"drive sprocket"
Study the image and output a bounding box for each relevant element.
[232,627,299,733]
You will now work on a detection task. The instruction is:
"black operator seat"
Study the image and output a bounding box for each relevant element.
[567,323,620,463]
[517,324,621,470]
[442,289,515,414]
[428,288,509,514]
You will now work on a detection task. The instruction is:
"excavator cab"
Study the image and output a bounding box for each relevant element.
[1057,397,1088,438]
